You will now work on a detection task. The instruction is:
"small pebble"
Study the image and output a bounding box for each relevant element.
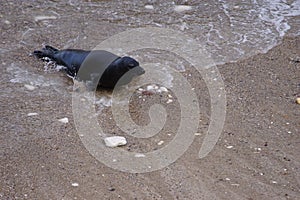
[157,140,164,145]
[226,145,233,149]
[145,5,154,10]
[135,153,146,158]
[166,99,173,104]
[27,113,38,116]
[34,15,57,22]
[296,97,300,104]
[159,87,168,92]
[24,84,35,91]
[58,117,69,123]
[146,85,155,91]
[195,133,201,136]
[174,5,192,12]
[71,183,79,187]
[104,136,127,147]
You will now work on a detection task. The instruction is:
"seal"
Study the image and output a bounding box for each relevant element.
[33,45,145,89]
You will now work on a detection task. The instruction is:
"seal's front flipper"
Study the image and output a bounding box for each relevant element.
[43,45,59,53]
[33,50,47,59]
[33,46,58,60]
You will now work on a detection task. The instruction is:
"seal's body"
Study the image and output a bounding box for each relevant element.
[33,45,145,89]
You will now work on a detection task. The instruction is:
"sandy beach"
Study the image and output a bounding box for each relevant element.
[1,1,299,199]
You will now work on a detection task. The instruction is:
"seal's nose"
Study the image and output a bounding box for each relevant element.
[136,66,145,75]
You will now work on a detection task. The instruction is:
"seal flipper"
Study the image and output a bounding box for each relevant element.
[43,45,59,53]
[33,45,59,60]
[33,50,47,59]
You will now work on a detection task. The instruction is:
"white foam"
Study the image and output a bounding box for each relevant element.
[94,96,112,107]
[7,63,64,87]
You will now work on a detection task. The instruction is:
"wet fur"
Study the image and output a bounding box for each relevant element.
[33,45,145,89]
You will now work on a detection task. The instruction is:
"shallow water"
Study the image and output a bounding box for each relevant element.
[2,0,299,112]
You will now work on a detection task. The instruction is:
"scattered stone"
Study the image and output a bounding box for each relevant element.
[145,5,154,10]
[174,5,192,12]
[27,113,38,116]
[24,84,35,91]
[159,87,168,92]
[225,178,230,181]
[71,183,79,187]
[34,15,57,22]
[166,99,173,104]
[296,97,300,104]
[226,145,233,149]
[134,153,146,158]
[254,147,262,151]
[108,187,115,191]
[104,136,127,147]
[146,85,155,91]
[58,117,69,123]
[195,133,201,136]
[157,140,164,145]
[4,20,11,25]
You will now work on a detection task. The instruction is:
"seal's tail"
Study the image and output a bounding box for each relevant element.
[33,45,59,60]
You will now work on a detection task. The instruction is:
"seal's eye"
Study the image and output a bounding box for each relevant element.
[128,63,135,68]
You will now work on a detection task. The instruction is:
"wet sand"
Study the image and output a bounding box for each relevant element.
[1,36,299,199]
[1,1,300,200]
